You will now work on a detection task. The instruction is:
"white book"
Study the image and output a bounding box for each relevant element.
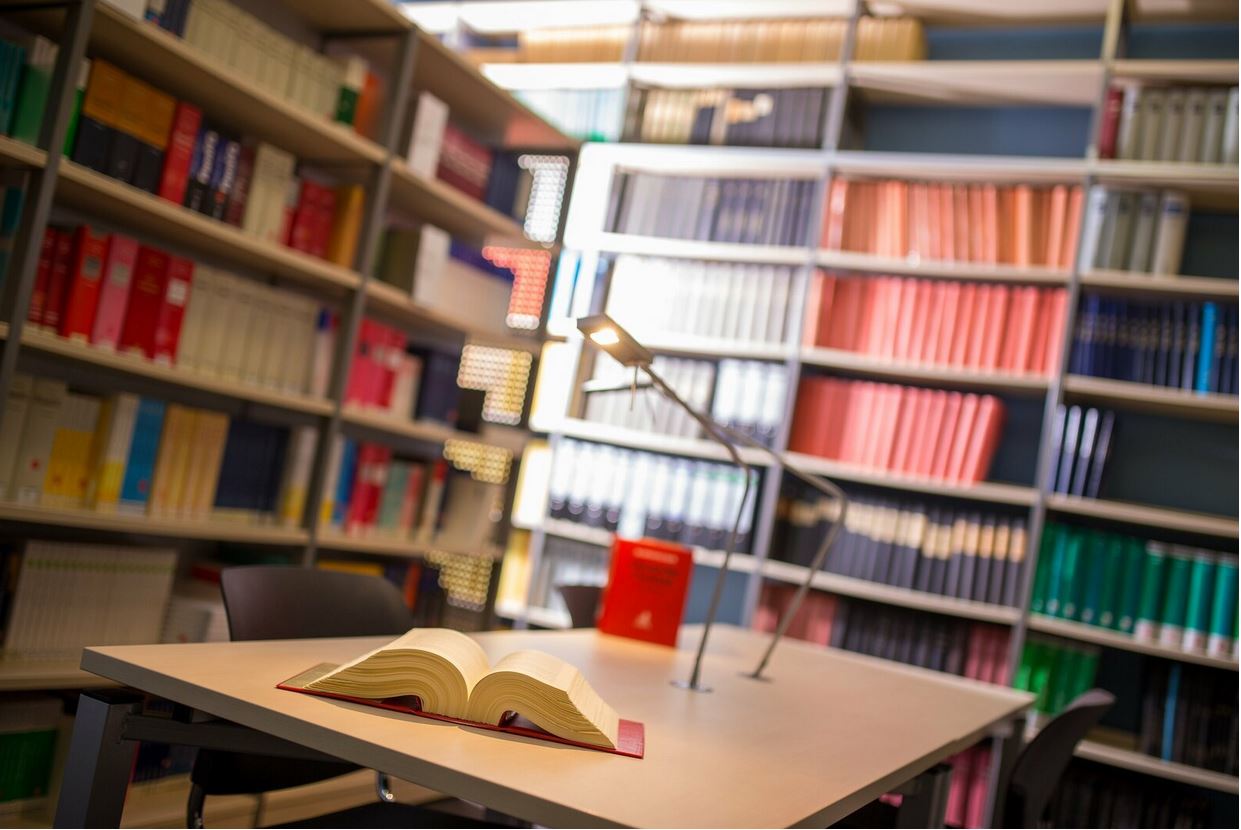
[284,295,319,393]
[1136,89,1166,161]
[216,273,252,381]
[88,393,139,510]
[174,265,213,373]
[0,374,32,498]
[759,364,788,438]
[767,267,791,344]
[682,261,707,338]
[710,359,742,429]
[737,361,766,435]
[1177,88,1209,163]
[1224,87,1239,165]
[413,225,451,298]
[194,267,231,377]
[102,0,146,19]
[1159,89,1186,161]
[1200,87,1229,164]
[239,283,274,385]
[10,379,66,504]
[747,267,772,345]
[258,288,291,389]
[277,425,317,527]
[310,307,336,399]
[1127,190,1161,273]
[407,91,449,177]
[1077,185,1110,271]
[1150,190,1190,275]
[1116,82,1143,160]
[1105,190,1137,270]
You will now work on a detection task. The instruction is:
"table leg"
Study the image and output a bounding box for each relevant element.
[54,691,143,829]
[985,714,1028,828]
[895,763,953,828]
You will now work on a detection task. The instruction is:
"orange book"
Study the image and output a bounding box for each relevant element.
[967,185,984,263]
[823,379,847,459]
[921,280,947,364]
[1060,186,1084,269]
[876,278,901,360]
[802,272,825,347]
[842,180,859,252]
[1013,184,1033,268]
[1029,289,1055,375]
[930,391,963,479]
[945,393,980,482]
[981,185,999,264]
[788,378,823,454]
[823,178,848,250]
[1029,189,1048,267]
[892,181,909,259]
[1040,288,1069,373]
[979,285,1009,370]
[866,182,882,255]
[1045,185,1068,270]
[924,184,940,261]
[963,284,989,368]
[995,186,1014,264]
[857,383,882,468]
[327,185,366,267]
[838,278,866,352]
[907,183,924,259]
[858,278,883,355]
[938,185,955,261]
[997,288,1026,372]
[915,390,948,478]
[834,381,859,462]
[962,397,1005,483]
[937,281,962,365]
[907,279,933,365]
[889,387,921,473]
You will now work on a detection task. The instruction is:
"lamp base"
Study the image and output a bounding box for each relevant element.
[742,671,772,683]
[669,679,713,693]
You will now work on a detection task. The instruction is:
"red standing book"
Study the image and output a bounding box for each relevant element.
[787,378,821,455]
[42,230,74,333]
[157,102,203,206]
[598,537,692,648]
[28,227,57,329]
[1098,86,1123,159]
[59,226,110,342]
[119,245,172,358]
[91,234,139,350]
[930,391,963,479]
[152,255,194,365]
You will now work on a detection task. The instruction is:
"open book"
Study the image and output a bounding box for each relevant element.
[278,628,644,757]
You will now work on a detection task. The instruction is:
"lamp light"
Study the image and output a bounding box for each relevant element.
[576,314,848,684]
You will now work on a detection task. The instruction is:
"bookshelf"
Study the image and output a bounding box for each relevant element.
[0,0,576,813]
[474,0,1238,823]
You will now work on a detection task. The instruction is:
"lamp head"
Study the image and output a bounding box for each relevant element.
[576,314,654,368]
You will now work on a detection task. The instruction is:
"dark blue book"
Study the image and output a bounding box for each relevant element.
[184,125,220,213]
[332,438,357,527]
[1181,302,1200,391]
[1168,302,1186,388]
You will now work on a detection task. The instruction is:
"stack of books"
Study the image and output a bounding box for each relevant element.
[1045,405,1115,498]
[1100,83,1239,164]
[1079,186,1190,275]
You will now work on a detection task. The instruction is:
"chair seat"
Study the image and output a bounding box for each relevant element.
[273,799,507,829]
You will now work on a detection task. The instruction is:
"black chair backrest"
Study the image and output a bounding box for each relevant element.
[556,584,603,629]
[1003,689,1115,828]
[192,567,414,799]
[221,565,414,640]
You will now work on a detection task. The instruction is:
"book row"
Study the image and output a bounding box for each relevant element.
[1070,296,1238,395]
[803,272,1068,377]
[1033,522,1238,659]
[605,173,815,247]
[1045,405,1114,499]
[320,438,502,554]
[1139,661,1238,774]
[25,223,336,396]
[754,590,1013,686]
[547,439,760,553]
[0,541,176,654]
[1014,635,1100,717]
[771,481,1029,608]
[1100,84,1239,165]
[624,87,829,149]
[0,377,310,523]
[1049,761,1221,829]
[822,178,1084,269]
[0,697,60,804]
[69,58,366,267]
[606,255,794,347]
[1079,186,1189,275]
[514,16,926,64]
[584,356,787,448]
[788,376,1005,485]
[151,0,382,137]
[513,88,625,144]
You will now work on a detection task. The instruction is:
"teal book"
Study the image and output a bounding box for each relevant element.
[118,398,166,513]
[1095,533,1123,630]
[1160,664,1181,763]
[1077,532,1108,627]
[331,438,358,529]
[1115,537,1145,634]
[1030,523,1059,615]
[61,58,90,157]
[1057,529,1086,621]
[9,37,54,144]
[1196,302,1219,393]
[375,460,410,531]
[1042,523,1069,617]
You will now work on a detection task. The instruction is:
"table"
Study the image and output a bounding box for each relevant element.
[57,625,1032,828]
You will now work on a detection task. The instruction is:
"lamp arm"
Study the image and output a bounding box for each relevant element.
[642,366,753,692]
[710,421,849,680]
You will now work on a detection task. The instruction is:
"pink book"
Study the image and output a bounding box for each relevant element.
[965,746,992,829]
[944,750,972,828]
[892,278,918,361]
[926,184,942,261]
[921,280,947,364]
[962,396,1005,483]
[892,181,909,259]
[845,382,874,466]
[90,233,138,350]
[950,284,977,367]
[1014,185,1033,268]
[821,379,846,459]
[906,280,933,365]
[860,384,890,468]
[952,186,970,262]
[854,278,878,355]
[935,282,961,365]
[878,384,906,470]
[946,394,981,482]
[981,184,999,264]
[962,284,989,368]
[938,185,955,262]
[964,625,985,681]
[980,285,1009,370]
[930,391,963,479]
[914,390,947,478]
[888,387,919,473]
[822,178,848,250]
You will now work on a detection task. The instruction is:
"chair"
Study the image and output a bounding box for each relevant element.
[186,566,499,829]
[999,688,1115,828]
[556,584,603,628]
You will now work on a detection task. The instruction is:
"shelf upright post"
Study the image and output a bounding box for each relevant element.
[0,0,94,431]
[983,0,1127,825]
[302,26,420,565]
[736,0,862,627]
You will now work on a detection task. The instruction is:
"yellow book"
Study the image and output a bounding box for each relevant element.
[326,185,365,268]
[91,394,140,510]
[185,411,230,519]
[42,393,102,508]
[164,408,199,517]
[317,559,384,577]
[148,404,187,515]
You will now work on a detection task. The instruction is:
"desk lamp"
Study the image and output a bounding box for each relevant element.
[576,314,848,687]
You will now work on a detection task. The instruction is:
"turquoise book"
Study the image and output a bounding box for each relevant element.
[118,398,166,513]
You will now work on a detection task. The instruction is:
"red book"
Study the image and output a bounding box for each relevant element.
[933,281,960,365]
[398,463,427,532]
[949,284,976,367]
[28,227,57,328]
[822,379,847,459]
[946,393,980,482]
[1011,286,1041,373]
[914,391,948,478]
[1061,186,1084,269]
[288,180,324,254]
[874,384,904,470]
[119,245,172,358]
[906,280,933,365]
[42,230,74,333]
[964,285,991,368]
[788,377,822,455]
[345,319,380,406]
[157,102,203,205]
[892,278,918,361]
[888,387,920,473]
[152,255,194,365]
[313,185,338,259]
[962,396,1005,483]
[59,226,110,342]
[930,391,963,479]
[598,537,692,648]
[979,285,1009,370]
[91,234,139,350]
[1040,288,1069,373]
[809,272,836,348]
[1098,85,1123,159]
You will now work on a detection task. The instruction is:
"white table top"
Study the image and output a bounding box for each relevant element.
[81,625,1032,828]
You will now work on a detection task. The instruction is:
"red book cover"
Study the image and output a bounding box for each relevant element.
[28,227,57,328]
[874,384,904,470]
[42,230,74,333]
[844,381,874,466]
[964,285,991,368]
[59,226,110,342]
[597,537,692,648]
[157,102,203,205]
[1012,286,1041,373]
[313,185,338,260]
[888,387,919,473]
[119,245,171,358]
[963,396,1005,483]
[949,283,976,367]
[832,277,862,352]
[346,319,379,406]
[822,379,847,459]
[1098,85,1123,160]
[152,255,194,365]
[891,278,916,361]
[91,234,139,350]
[289,180,324,254]
[905,280,932,365]
[979,285,1009,370]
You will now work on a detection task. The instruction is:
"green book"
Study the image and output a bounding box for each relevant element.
[1158,547,1194,649]
[1115,537,1144,634]
[9,36,54,144]
[1013,641,1036,691]
[1074,646,1100,699]
[1134,541,1167,643]
[1028,641,1056,713]
[61,58,90,157]
[375,461,410,531]
[1057,529,1086,621]
[1208,556,1238,659]
[0,43,17,137]
[1078,531,1109,627]
[1030,523,1060,615]
[1095,533,1123,630]
[1047,645,1075,714]
[1043,523,1070,617]
[1181,551,1216,654]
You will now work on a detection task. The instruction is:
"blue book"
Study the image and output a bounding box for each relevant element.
[118,398,167,513]
[332,438,357,528]
[1161,663,1181,763]
[1196,302,1219,393]
[0,180,26,292]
